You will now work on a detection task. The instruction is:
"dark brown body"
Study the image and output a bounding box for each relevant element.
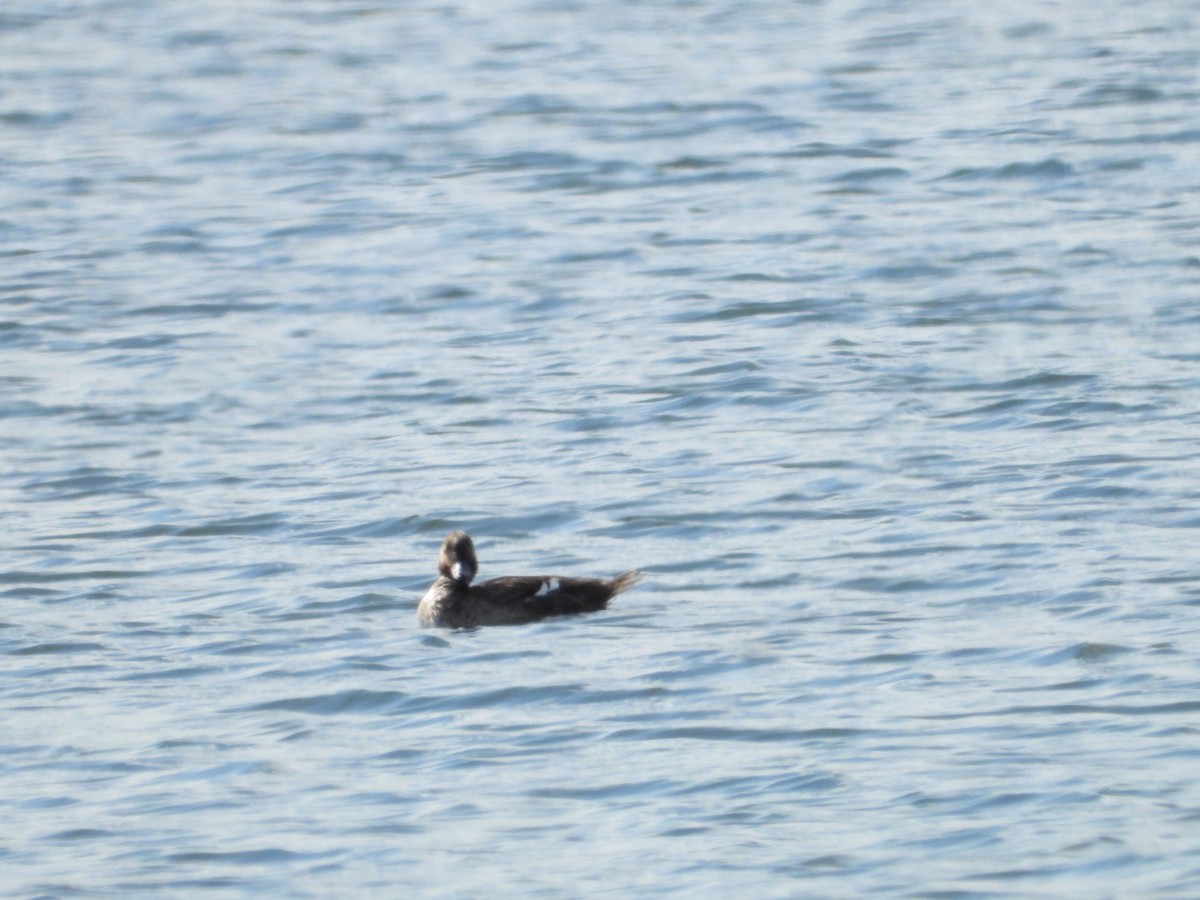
[417,531,641,628]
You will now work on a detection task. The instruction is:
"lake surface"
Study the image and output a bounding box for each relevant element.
[3,0,1200,895]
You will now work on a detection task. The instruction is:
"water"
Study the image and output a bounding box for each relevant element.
[3,0,1200,895]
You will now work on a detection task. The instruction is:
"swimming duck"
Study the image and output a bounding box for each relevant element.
[417,530,642,628]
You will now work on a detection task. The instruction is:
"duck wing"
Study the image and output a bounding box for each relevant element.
[473,574,635,623]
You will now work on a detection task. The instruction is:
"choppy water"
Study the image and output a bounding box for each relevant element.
[4,0,1200,895]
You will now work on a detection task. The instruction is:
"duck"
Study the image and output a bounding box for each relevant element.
[417,530,642,628]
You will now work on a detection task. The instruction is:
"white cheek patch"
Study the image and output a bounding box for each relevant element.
[534,578,560,597]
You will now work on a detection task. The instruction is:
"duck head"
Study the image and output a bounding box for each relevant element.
[438,530,478,585]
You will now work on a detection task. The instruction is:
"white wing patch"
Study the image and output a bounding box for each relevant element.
[534,578,560,598]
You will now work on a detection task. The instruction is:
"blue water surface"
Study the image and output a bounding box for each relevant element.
[3,1,1200,896]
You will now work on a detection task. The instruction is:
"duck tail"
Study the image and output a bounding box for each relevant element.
[609,570,644,595]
